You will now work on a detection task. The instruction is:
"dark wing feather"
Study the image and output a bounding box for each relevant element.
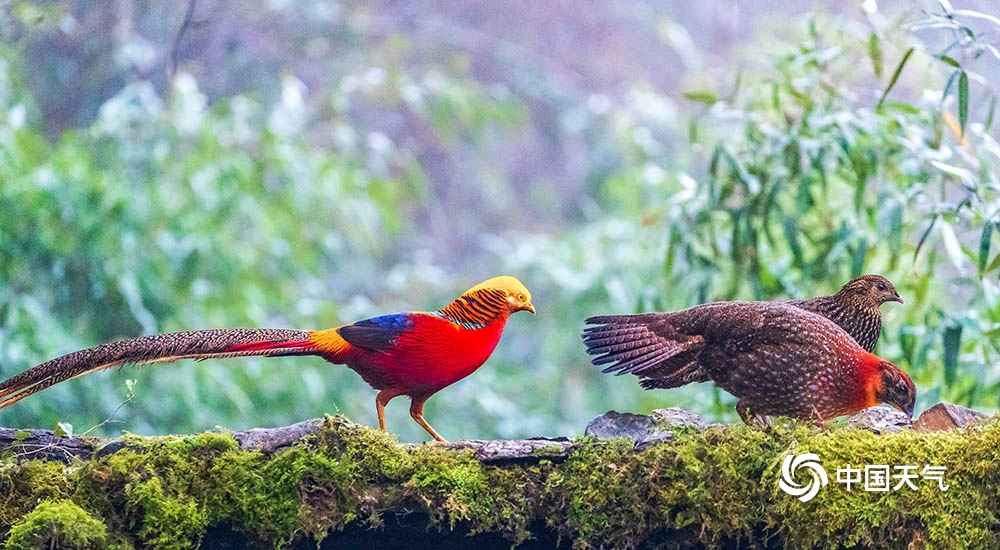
[582,314,705,376]
[337,313,415,351]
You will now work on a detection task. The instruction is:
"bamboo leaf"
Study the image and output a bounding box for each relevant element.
[683,91,718,105]
[899,330,916,365]
[782,216,803,266]
[942,323,962,388]
[979,222,993,275]
[937,54,961,68]
[958,70,969,137]
[986,95,997,133]
[877,48,914,109]
[868,34,883,78]
[851,238,868,276]
[985,251,1000,275]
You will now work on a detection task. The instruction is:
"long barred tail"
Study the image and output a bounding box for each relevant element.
[0,328,316,409]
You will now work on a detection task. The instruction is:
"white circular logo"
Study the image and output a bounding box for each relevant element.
[779,452,828,502]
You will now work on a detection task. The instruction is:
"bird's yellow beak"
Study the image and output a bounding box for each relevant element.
[522,303,536,315]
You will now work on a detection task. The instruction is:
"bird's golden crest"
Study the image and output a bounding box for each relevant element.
[464,276,535,314]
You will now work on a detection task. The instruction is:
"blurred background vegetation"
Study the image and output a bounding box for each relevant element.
[0,0,998,440]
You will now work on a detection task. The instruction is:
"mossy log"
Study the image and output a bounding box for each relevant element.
[0,409,997,549]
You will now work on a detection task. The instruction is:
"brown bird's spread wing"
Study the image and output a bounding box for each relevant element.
[582,313,706,377]
[584,302,771,390]
[663,301,767,352]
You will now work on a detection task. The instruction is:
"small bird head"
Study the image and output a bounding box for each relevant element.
[839,274,903,307]
[873,360,916,418]
[466,276,535,315]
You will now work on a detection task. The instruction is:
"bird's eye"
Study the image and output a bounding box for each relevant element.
[517,294,525,301]
[877,282,886,291]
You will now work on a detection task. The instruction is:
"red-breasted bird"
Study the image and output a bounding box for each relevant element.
[583,301,915,424]
[635,275,903,392]
[0,276,535,441]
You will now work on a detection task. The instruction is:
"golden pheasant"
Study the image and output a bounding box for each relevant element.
[0,276,535,442]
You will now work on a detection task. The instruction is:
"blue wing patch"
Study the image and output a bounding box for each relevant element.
[337,313,414,351]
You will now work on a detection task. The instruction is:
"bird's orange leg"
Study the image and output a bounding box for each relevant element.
[375,389,402,432]
[409,396,447,443]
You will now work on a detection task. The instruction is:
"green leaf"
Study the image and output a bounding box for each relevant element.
[14,430,30,442]
[979,222,993,275]
[877,47,914,109]
[986,95,997,133]
[937,54,961,68]
[985,250,1000,275]
[851,238,868,276]
[683,91,718,105]
[899,331,916,365]
[958,70,969,137]
[782,216,803,266]
[54,421,74,438]
[868,34,883,78]
[942,323,962,388]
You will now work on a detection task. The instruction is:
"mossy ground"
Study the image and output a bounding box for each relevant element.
[1,415,998,549]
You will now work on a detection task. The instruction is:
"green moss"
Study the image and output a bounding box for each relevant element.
[3,415,1000,548]
[0,460,72,527]
[4,499,107,550]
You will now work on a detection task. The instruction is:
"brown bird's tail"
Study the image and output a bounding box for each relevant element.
[0,328,315,409]
[582,314,709,389]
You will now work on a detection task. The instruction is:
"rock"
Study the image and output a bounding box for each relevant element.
[913,403,987,432]
[585,410,675,450]
[234,417,326,453]
[847,406,913,433]
[650,407,707,430]
[446,437,574,464]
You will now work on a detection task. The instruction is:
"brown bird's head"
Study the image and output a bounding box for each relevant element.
[837,274,903,308]
[872,360,916,418]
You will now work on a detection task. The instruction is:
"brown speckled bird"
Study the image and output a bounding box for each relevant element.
[790,274,902,352]
[633,274,902,392]
[583,301,915,423]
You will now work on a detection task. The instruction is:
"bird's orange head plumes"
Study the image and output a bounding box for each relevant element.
[836,274,904,308]
[869,359,916,418]
[462,276,535,315]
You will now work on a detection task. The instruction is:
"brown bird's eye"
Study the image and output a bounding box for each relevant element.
[877,282,886,291]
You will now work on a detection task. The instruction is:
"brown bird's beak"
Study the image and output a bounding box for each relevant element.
[886,401,914,418]
[892,294,904,304]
